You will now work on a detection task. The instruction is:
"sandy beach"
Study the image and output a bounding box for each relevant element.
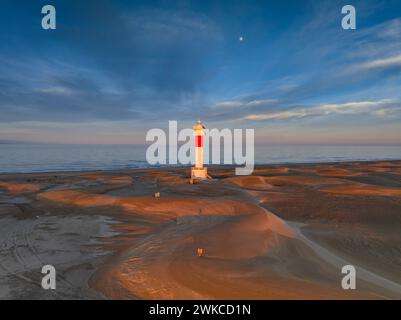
[1,160,401,299]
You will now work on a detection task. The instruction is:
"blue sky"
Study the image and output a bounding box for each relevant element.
[1,0,401,144]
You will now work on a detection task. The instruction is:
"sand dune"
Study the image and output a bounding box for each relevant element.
[322,185,401,196]
[227,176,274,190]
[317,170,364,177]
[0,181,43,193]
[264,175,350,186]
[253,167,290,174]
[38,190,117,206]
[91,203,378,299]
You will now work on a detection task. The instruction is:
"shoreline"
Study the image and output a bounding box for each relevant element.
[1,158,401,176]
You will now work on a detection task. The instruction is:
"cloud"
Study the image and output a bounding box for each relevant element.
[0,0,227,122]
[35,87,76,95]
[199,98,279,122]
[357,54,401,71]
[244,100,401,121]
[125,10,222,42]
[258,17,401,105]
[212,99,276,110]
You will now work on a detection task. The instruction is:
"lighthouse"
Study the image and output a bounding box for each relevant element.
[191,120,208,180]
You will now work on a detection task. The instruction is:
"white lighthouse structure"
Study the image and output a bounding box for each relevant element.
[191,120,208,181]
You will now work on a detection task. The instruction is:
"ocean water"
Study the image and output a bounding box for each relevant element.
[0,143,401,173]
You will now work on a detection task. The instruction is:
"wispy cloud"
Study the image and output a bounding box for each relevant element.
[357,54,401,71]
[244,100,400,121]
[35,87,76,95]
[212,99,277,110]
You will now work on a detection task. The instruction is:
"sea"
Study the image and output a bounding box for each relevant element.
[0,143,401,174]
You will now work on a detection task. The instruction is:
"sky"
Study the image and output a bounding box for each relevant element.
[1,0,401,145]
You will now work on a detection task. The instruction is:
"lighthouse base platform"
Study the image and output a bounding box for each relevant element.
[190,167,209,184]
[191,167,208,179]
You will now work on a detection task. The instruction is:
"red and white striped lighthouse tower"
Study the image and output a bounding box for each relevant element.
[191,120,208,180]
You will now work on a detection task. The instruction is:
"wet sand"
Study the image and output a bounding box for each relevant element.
[1,160,401,299]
